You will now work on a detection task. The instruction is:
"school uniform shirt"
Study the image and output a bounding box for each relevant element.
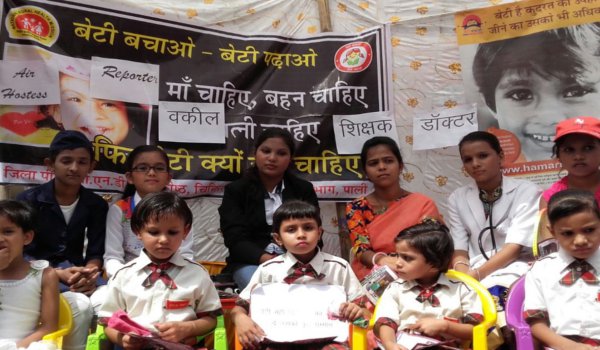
[104,192,195,278]
[524,248,600,340]
[374,274,483,333]
[17,180,108,266]
[98,250,222,332]
[238,250,365,302]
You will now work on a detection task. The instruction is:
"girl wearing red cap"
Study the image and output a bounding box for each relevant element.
[538,116,600,246]
[542,116,600,206]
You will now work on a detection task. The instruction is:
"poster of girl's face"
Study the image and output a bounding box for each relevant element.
[58,72,130,145]
[0,43,150,148]
[460,22,600,163]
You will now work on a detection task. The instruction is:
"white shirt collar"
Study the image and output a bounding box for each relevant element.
[133,192,142,206]
[557,247,600,273]
[399,273,452,290]
[131,249,187,273]
[281,249,325,274]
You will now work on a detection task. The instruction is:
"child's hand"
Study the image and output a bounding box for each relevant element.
[121,333,146,350]
[405,318,448,337]
[338,302,364,321]
[154,322,192,343]
[235,314,266,350]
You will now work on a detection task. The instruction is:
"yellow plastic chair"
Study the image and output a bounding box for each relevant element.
[533,208,558,259]
[42,294,74,349]
[199,261,227,275]
[446,269,497,350]
[353,269,498,350]
[532,209,545,258]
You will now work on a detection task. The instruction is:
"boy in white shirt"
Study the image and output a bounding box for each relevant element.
[99,192,221,350]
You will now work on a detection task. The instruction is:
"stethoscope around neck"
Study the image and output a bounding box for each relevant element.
[477,189,502,261]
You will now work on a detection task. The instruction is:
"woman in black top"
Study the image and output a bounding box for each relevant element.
[219,128,319,289]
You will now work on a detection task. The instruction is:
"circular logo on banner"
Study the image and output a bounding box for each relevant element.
[461,14,483,36]
[334,42,372,73]
[5,6,59,47]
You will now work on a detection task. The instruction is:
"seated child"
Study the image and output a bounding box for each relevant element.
[231,200,367,350]
[374,220,483,350]
[524,189,600,349]
[0,200,60,349]
[99,191,222,349]
[17,130,107,350]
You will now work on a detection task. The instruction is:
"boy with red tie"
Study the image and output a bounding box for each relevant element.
[524,189,600,349]
[98,192,221,350]
[231,200,367,350]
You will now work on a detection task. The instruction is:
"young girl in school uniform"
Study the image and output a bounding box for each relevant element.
[0,200,59,349]
[524,189,600,349]
[90,145,194,311]
[374,220,483,350]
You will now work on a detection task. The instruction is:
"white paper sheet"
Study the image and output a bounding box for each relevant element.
[250,283,348,343]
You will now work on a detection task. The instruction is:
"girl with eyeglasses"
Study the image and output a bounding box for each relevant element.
[90,145,195,310]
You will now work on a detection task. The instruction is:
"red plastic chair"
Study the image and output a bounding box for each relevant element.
[505,276,535,350]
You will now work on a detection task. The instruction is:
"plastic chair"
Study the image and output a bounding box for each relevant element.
[42,294,74,349]
[200,261,227,276]
[532,209,545,258]
[505,276,534,350]
[353,269,498,350]
[533,209,557,259]
[446,270,497,350]
[85,315,228,350]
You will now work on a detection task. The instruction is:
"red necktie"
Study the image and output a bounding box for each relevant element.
[560,260,598,286]
[142,262,177,289]
[415,285,441,307]
[283,262,325,284]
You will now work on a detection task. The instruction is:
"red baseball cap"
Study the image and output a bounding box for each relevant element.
[554,116,600,141]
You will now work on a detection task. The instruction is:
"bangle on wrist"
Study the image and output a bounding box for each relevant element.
[452,261,470,270]
[472,268,481,281]
[371,252,387,267]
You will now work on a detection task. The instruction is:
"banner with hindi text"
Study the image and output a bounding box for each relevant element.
[0,0,393,199]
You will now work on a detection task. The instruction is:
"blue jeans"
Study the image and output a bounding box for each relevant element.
[232,264,258,290]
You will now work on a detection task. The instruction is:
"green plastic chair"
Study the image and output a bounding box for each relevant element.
[86,315,228,350]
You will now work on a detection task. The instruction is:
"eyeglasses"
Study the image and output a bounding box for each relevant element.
[131,165,169,173]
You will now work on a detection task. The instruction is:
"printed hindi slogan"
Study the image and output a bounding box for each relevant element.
[0,0,393,199]
[455,0,594,186]
[455,0,600,45]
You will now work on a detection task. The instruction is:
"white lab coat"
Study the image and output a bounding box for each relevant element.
[447,176,542,287]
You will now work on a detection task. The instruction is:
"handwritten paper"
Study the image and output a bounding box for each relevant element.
[250,284,348,343]
[158,101,225,143]
[412,104,478,150]
[0,60,59,105]
[333,111,398,154]
[91,56,159,104]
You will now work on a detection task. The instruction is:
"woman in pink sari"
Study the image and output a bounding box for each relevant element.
[346,136,442,280]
